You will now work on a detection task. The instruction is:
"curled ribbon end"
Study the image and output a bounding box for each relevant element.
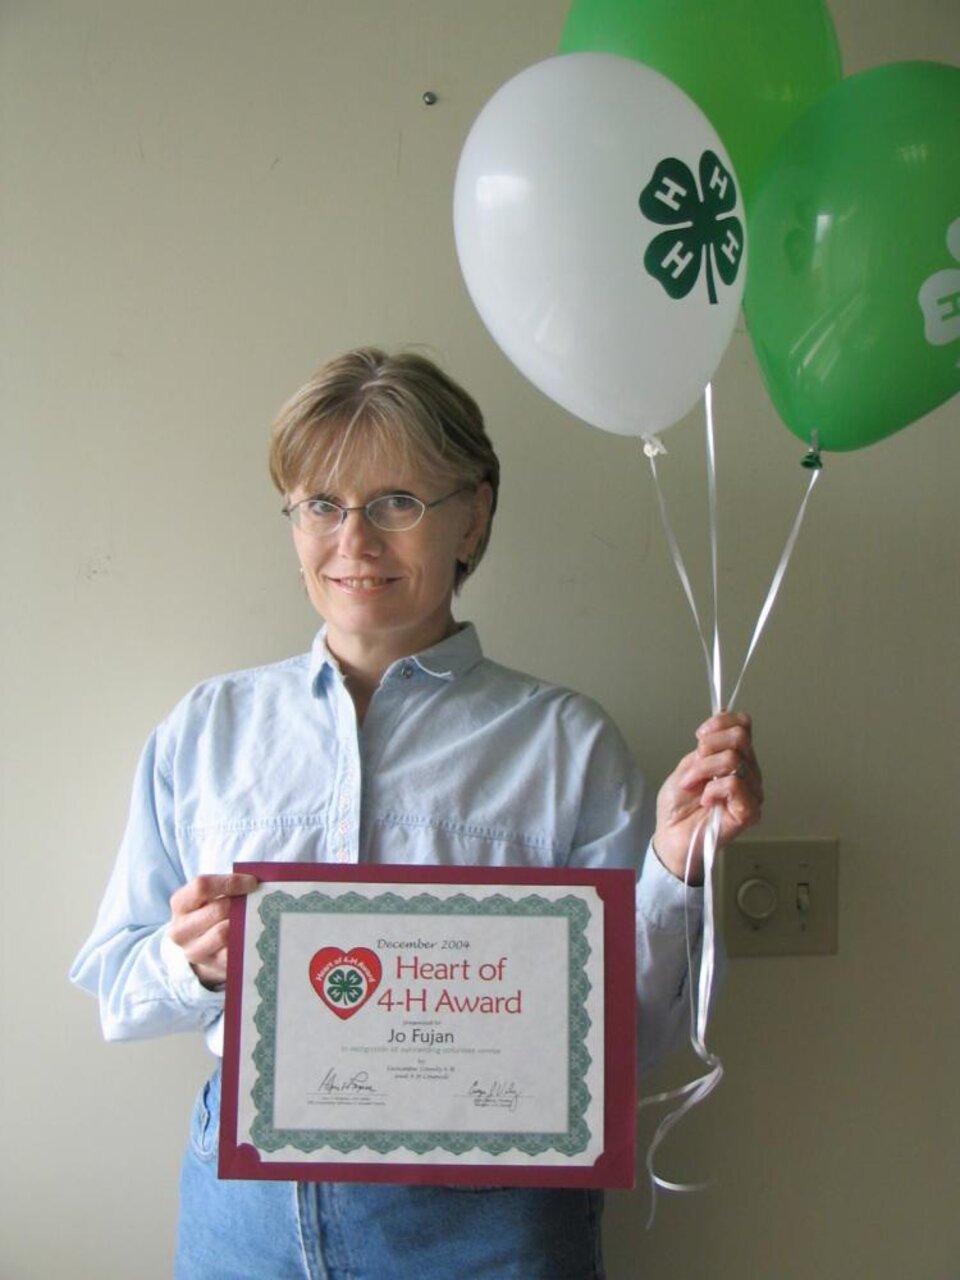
[643,434,667,459]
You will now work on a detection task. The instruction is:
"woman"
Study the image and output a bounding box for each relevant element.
[71,348,762,1279]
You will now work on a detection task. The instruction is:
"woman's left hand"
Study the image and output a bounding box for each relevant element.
[652,711,764,884]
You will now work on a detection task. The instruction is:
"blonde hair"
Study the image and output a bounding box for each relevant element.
[269,348,500,588]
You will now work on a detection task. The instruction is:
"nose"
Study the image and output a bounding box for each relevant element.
[336,507,383,557]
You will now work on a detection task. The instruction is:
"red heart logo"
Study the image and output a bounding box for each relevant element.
[309,946,382,1020]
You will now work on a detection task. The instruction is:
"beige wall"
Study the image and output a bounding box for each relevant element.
[2,2,958,1276]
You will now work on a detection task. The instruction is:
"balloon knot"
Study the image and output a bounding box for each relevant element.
[801,430,822,470]
[643,434,668,459]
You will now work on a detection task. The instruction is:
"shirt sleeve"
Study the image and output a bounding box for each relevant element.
[68,729,225,1041]
[564,701,707,1076]
[634,846,706,1075]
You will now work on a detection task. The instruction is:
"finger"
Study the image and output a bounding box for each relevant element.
[696,723,762,797]
[700,774,763,828]
[170,873,258,915]
[708,749,763,797]
[696,723,757,768]
[721,756,764,803]
[670,746,701,781]
[680,748,764,800]
[177,916,232,970]
[696,711,751,741]
[168,895,234,948]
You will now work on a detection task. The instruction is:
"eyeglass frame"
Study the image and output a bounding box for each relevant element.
[282,486,471,535]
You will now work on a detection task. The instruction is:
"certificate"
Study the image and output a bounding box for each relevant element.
[220,864,636,1188]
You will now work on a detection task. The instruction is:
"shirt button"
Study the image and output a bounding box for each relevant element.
[401,665,413,679]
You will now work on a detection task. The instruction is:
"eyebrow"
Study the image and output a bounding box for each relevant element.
[305,485,422,504]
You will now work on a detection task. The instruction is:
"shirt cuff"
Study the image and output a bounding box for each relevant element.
[637,840,704,934]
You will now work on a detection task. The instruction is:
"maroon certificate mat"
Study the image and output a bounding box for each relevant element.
[220,864,636,1188]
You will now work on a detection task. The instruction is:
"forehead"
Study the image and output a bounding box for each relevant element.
[282,403,463,500]
[296,446,449,501]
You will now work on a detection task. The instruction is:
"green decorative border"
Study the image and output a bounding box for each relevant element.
[249,890,595,1158]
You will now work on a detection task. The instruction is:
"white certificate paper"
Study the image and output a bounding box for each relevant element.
[220,865,636,1188]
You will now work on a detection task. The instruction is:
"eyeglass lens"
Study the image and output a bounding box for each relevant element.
[297,494,426,533]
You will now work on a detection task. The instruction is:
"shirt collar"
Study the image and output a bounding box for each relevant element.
[309,622,483,693]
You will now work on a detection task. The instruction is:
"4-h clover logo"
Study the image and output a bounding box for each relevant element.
[310,946,382,1020]
[325,966,364,1006]
[918,216,960,362]
[639,151,743,306]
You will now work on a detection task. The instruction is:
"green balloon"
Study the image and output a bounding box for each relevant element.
[559,0,841,208]
[745,61,960,452]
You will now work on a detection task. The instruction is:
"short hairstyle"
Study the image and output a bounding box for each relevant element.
[269,348,500,588]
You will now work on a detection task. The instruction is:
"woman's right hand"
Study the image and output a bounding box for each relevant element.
[168,873,259,989]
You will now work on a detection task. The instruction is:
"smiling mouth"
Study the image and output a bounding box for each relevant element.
[330,576,396,590]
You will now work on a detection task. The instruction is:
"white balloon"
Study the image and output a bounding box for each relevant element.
[454,53,747,436]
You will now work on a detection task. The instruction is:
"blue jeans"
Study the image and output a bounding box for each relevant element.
[176,1069,606,1279]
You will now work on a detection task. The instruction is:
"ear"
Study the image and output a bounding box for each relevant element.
[458,482,493,560]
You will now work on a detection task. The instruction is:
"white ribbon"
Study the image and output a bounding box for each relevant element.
[638,387,821,1225]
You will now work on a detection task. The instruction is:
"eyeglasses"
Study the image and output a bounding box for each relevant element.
[283,487,468,536]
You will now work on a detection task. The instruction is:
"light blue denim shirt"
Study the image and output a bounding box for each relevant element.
[70,624,702,1073]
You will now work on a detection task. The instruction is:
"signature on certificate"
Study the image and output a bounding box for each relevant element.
[315,1068,378,1096]
[467,1079,523,1112]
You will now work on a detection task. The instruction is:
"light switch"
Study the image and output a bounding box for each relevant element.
[718,839,839,957]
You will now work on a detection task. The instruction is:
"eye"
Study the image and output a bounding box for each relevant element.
[304,497,340,517]
[381,494,420,512]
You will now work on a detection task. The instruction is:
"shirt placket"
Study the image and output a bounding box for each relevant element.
[331,758,359,863]
[330,676,362,865]
[353,661,420,861]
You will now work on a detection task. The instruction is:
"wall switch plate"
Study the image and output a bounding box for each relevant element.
[718,839,839,957]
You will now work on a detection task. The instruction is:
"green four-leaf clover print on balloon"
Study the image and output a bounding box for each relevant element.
[640,151,743,306]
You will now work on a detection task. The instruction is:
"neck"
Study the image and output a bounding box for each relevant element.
[326,615,458,718]
[344,673,376,725]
